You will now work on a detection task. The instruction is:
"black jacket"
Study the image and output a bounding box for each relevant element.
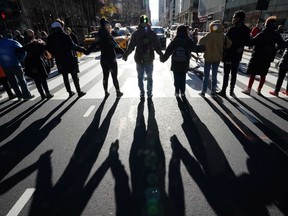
[88,28,123,62]
[46,29,85,74]
[225,22,250,62]
[123,24,162,64]
[163,35,195,73]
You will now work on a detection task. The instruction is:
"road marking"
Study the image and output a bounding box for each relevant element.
[6,188,35,216]
[84,105,96,117]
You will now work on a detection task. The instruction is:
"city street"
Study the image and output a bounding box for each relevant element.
[0,49,288,216]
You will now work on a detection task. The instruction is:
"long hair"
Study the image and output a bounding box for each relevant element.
[176,25,188,37]
[265,16,277,27]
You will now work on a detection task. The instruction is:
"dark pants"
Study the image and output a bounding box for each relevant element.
[101,60,120,91]
[275,68,288,92]
[0,77,14,97]
[173,72,186,94]
[34,76,50,97]
[62,72,81,93]
[222,61,240,93]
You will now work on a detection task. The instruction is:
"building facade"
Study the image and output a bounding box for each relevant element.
[199,0,288,31]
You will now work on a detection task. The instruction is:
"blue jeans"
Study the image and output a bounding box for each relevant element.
[136,63,153,96]
[4,66,32,98]
[202,61,219,93]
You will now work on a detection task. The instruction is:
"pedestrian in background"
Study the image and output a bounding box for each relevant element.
[20,38,54,100]
[0,65,16,100]
[199,20,232,97]
[123,15,163,100]
[242,16,284,95]
[0,34,34,100]
[86,18,124,98]
[250,23,262,38]
[46,20,87,97]
[161,25,195,98]
[217,10,250,97]
[14,30,25,45]
[66,27,79,45]
[269,38,288,96]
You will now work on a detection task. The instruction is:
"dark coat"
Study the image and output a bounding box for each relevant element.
[163,35,195,73]
[225,22,250,62]
[21,39,49,79]
[279,39,288,70]
[46,29,85,74]
[123,24,162,64]
[247,26,284,75]
[88,28,123,62]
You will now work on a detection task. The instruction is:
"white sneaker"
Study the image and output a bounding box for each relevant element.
[241,88,251,95]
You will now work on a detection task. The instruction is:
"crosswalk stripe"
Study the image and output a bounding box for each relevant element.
[6,188,35,216]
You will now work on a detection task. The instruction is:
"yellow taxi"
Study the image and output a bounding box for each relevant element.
[111,27,131,50]
[83,31,98,48]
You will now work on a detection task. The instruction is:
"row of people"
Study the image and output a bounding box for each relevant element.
[1,14,287,101]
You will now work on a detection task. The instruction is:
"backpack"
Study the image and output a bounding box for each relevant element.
[172,46,189,62]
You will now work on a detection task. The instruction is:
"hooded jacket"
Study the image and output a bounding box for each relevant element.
[199,20,232,63]
[123,23,162,64]
[163,33,195,73]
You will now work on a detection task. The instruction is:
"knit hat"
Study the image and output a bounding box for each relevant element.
[100,18,110,27]
[51,22,62,28]
[139,15,148,24]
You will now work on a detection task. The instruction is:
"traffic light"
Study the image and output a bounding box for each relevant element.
[1,11,7,21]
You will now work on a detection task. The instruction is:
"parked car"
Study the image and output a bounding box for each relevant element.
[127,25,138,34]
[170,24,178,40]
[111,27,131,50]
[151,26,166,50]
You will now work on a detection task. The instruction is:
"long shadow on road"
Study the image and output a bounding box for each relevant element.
[29,97,120,216]
[0,98,73,181]
[205,96,288,215]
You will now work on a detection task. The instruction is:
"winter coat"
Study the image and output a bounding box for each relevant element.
[279,39,288,70]
[0,38,25,68]
[199,21,232,63]
[247,26,284,75]
[163,34,195,73]
[21,39,50,79]
[123,23,162,64]
[46,29,85,74]
[88,28,122,62]
[224,22,250,62]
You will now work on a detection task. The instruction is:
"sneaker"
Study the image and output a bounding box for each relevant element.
[230,91,235,97]
[199,92,205,97]
[217,90,226,97]
[78,91,86,97]
[105,91,110,98]
[241,88,251,95]
[23,94,35,101]
[8,94,17,100]
[41,94,46,100]
[116,91,123,98]
[174,93,180,97]
[281,90,288,96]
[69,91,75,97]
[46,94,54,99]
[269,90,278,96]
